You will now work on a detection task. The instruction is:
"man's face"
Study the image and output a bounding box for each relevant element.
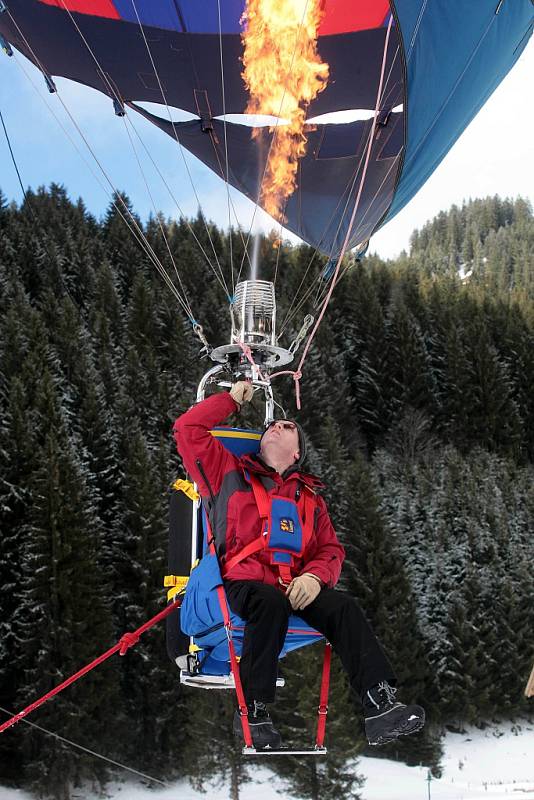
[260,420,300,466]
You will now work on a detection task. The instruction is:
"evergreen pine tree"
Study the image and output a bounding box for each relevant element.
[180,690,251,800]
[463,313,522,457]
[348,453,438,765]
[341,264,390,451]
[383,292,438,432]
[108,418,171,769]
[14,369,116,799]
[1,188,533,796]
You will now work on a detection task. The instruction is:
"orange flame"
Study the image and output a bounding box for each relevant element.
[241,0,329,221]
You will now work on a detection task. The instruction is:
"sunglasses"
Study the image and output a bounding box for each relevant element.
[265,420,297,432]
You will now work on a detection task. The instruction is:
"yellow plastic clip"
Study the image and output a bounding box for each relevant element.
[172,479,200,502]
[164,575,189,601]
[167,585,184,601]
[164,575,189,589]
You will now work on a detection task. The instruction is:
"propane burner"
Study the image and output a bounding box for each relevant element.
[210,280,292,370]
[231,280,276,347]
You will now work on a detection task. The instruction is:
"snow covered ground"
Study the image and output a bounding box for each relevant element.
[360,721,534,800]
[1,721,532,800]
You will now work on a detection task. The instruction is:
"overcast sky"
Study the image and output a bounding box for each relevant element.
[0,38,532,260]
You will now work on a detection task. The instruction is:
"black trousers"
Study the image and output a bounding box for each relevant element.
[224,580,396,704]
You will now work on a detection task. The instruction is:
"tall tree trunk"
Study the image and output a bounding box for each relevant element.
[230,754,240,800]
[310,759,319,800]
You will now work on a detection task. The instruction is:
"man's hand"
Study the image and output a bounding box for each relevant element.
[230,381,254,408]
[286,573,322,610]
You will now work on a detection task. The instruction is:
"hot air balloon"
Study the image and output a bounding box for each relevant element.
[0,0,531,258]
[1,0,531,756]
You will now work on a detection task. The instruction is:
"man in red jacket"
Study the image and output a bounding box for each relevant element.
[174,382,425,749]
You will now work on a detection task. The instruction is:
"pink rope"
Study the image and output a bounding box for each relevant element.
[237,341,269,383]
[274,16,394,409]
[267,368,303,406]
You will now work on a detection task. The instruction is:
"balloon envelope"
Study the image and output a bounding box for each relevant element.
[1,0,532,256]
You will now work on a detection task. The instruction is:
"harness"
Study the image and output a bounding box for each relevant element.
[221,470,317,586]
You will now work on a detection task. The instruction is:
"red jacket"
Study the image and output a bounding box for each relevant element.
[173,392,345,588]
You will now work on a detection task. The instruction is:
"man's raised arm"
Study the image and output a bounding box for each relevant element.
[173,382,253,497]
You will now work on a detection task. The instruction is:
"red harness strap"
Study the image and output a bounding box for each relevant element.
[222,474,316,585]
[221,534,265,576]
[213,474,329,750]
[206,522,253,747]
[316,642,332,748]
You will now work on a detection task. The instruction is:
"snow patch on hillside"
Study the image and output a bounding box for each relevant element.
[1,721,532,800]
[361,721,534,800]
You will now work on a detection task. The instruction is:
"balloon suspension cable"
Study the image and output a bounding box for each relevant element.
[272,15,394,410]
[121,116,195,320]
[127,0,232,299]
[0,106,28,204]
[279,40,401,339]
[6,12,195,323]
[69,0,226,291]
[281,117,383,336]
[21,0,225,315]
[272,202,290,290]
[124,112,238,298]
[51,0,203,317]
[216,0,235,293]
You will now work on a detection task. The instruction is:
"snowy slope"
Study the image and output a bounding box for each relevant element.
[360,721,534,800]
[1,721,532,800]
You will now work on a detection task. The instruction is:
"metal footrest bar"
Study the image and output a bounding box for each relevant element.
[180,671,285,690]
[242,746,327,756]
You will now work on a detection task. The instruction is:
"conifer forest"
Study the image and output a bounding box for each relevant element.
[0,188,533,800]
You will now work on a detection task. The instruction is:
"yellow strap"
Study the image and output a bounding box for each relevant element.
[172,479,199,502]
[210,429,262,441]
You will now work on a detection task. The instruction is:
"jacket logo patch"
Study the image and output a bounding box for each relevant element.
[280,518,294,533]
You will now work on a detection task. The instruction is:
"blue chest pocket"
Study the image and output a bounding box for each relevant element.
[268,497,303,556]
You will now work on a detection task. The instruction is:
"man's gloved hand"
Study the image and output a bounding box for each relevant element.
[230,380,254,408]
[286,573,322,610]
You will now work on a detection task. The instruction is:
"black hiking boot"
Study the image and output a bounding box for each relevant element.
[233,700,282,750]
[363,681,425,746]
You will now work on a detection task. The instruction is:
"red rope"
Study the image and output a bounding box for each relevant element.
[0,596,184,735]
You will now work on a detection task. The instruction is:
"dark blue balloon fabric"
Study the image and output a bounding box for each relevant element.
[1,0,531,257]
